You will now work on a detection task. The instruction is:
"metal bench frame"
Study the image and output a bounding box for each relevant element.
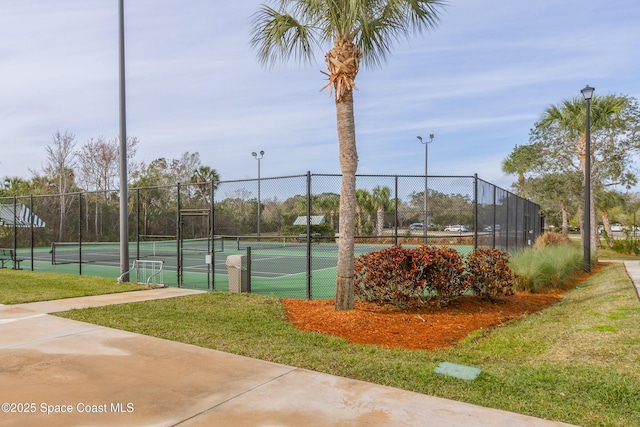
[0,249,24,270]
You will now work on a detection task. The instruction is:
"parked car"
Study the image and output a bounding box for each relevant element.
[444,225,468,232]
[409,223,424,230]
[611,224,624,232]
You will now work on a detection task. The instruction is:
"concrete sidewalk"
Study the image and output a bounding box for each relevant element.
[0,286,586,426]
[624,260,640,300]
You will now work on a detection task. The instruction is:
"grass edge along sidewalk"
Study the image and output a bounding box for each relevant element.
[49,263,640,427]
[0,270,148,304]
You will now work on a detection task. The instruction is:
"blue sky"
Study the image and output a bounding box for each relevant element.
[1,0,639,192]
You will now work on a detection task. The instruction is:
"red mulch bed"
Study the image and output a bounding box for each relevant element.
[283,263,606,351]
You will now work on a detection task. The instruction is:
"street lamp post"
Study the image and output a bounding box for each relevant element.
[118,0,129,281]
[581,85,595,272]
[252,150,265,238]
[417,134,434,245]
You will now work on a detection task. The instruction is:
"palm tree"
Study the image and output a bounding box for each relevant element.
[371,186,392,236]
[501,144,541,196]
[190,166,220,204]
[317,193,340,231]
[251,0,446,310]
[539,94,628,261]
[0,177,31,196]
[355,189,371,236]
[528,172,582,236]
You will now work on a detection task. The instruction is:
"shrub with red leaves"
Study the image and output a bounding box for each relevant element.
[411,246,468,307]
[354,246,423,308]
[354,245,468,308]
[355,246,516,308]
[464,248,515,301]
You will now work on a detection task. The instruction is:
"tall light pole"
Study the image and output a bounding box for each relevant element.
[581,85,595,272]
[417,134,434,244]
[252,150,265,238]
[118,0,129,280]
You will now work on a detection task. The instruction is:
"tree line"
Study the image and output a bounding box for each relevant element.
[1,130,220,198]
[0,130,219,244]
[502,93,640,254]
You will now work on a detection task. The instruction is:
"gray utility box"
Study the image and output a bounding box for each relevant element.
[226,255,248,293]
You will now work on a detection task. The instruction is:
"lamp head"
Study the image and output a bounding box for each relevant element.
[581,85,595,101]
[251,152,257,157]
[417,134,435,143]
[260,150,265,155]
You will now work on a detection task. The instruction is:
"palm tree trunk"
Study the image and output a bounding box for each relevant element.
[356,207,363,236]
[561,206,569,236]
[376,207,384,237]
[579,135,598,263]
[601,208,614,248]
[335,90,358,311]
[518,172,525,195]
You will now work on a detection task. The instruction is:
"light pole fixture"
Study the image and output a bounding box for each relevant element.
[581,85,594,272]
[417,134,435,244]
[252,150,265,238]
[118,0,129,281]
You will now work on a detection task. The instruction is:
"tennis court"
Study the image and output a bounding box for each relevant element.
[19,236,473,300]
[27,238,348,299]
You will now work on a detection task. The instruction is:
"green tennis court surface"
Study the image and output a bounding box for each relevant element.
[18,241,474,300]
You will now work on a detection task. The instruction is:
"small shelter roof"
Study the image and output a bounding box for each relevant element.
[293,215,325,226]
[0,203,46,228]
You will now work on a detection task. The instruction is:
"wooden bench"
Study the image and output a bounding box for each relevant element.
[0,249,24,270]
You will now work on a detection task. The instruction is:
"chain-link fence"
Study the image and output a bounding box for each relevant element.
[0,173,541,299]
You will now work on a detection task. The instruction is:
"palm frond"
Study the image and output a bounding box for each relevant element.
[251,0,447,69]
[250,5,318,67]
[356,0,447,68]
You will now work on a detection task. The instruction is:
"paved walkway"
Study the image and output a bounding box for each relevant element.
[624,260,640,300]
[7,261,633,427]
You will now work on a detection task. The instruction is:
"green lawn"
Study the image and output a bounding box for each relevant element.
[45,263,640,427]
[0,269,148,304]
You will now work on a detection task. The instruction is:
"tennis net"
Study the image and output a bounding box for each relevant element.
[51,237,223,265]
[227,234,330,252]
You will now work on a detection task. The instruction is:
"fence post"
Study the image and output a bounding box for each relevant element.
[213,180,218,290]
[12,196,17,252]
[78,193,83,275]
[506,194,510,252]
[177,182,181,287]
[246,246,252,293]
[473,174,478,249]
[516,197,521,249]
[209,179,215,291]
[492,185,497,249]
[394,176,399,246]
[136,188,140,261]
[30,194,34,271]
[306,171,312,300]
